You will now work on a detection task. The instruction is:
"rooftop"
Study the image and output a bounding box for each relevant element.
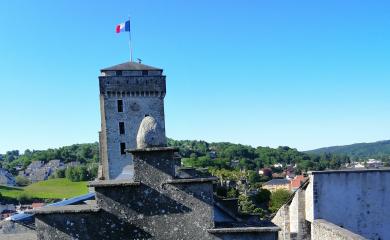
[309,167,390,175]
[101,61,162,71]
[263,179,290,186]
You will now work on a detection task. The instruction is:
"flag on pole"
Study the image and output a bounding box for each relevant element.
[115,20,130,33]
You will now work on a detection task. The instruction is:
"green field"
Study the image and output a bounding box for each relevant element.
[0,178,88,200]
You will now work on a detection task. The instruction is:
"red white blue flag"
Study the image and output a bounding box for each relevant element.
[116,20,130,33]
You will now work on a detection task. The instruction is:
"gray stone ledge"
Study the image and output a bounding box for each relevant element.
[31,205,100,215]
[126,147,178,153]
[207,226,281,234]
[313,219,367,240]
[309,168,390,175]
[165,177,219,184]
[88,180,141,187]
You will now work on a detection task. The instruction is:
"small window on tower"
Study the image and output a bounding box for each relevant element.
[120,143,126,155]
[142,70,148,76]
[117,100,123,112]
[119,122,125,134]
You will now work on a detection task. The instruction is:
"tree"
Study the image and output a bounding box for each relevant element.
[15,176,30,186]
[255,188,271,205]
[247,170,261,185]
[238,194,256,213]
[55,169,66,178]
[65,165,98,182]
[65,167,79,182]
[227,188,239,198]
[77,166,88,181]
[270,189,291,212]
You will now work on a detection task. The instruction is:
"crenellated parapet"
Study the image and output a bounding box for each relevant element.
[99,76,166,96]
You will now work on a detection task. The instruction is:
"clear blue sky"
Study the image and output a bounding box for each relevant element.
[0,0,389,153]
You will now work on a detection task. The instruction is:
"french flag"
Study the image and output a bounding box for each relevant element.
[116,20,130,33]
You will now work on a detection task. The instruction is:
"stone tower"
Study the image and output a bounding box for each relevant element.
[98,62,166,180]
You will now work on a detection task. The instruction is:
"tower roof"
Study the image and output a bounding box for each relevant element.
[101,62,162,71]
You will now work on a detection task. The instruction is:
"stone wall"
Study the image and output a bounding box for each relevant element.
[210,230,278,240]
[99,72,166,180]
[272,205,290,240]
[0,220,37,240]
[310,169,390,240]
[272,189,310,240]
[35,208,153,240]
[304,177,314,223]
[312,219,367,240]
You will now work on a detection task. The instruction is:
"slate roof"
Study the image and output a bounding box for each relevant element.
[9,192,95,222]
[263,179,290,186]
[101,62,162,71]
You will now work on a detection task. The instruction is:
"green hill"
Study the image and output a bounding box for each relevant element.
[307,140,390,160]
[0,178,88,201]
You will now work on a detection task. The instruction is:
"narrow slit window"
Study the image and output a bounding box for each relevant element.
[120,143,126,155]
[117,100,123,112]
[119,122,125,134]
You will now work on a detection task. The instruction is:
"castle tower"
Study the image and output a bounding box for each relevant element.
[98,62,166,179]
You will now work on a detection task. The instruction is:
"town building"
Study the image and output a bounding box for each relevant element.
[289,175,306,192]
[263,179,291,192]
[259,168,273,177]
[18,160,70,183]
[272,169,390,239]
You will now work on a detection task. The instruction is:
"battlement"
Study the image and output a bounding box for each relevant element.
[101,70,163,77]
[99,75,166,96]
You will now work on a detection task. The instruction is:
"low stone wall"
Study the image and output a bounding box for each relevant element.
[208,227,280,240]
[310,169,390,239]
[0,220,37,240]
[312,219,367,240]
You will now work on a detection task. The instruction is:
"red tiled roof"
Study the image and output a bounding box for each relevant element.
[290,175,305,189]
[32,203,45,209]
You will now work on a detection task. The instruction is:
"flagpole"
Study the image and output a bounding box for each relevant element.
[128,16,133,62]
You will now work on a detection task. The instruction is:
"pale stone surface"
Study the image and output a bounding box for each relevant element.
[98,68,167,180]
[272,205,290,240]
[310,170,390,240]
[312,219,367,240]
[273,169,390,240]
[136,116,166,149]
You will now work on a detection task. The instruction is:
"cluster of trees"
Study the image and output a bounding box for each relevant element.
[269,189,291,212]
[238,189,290,218]
[169,139,351,173]
[169,139,348,217]
[0,143,99,174]
[53,164,98,182]
[308,140,390,161]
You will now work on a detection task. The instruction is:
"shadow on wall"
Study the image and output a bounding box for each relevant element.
[37,211,153,240]
[97,183,192,216]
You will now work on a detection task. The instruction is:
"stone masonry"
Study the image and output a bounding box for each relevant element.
[98,62,166,180]
[32,115,280,239]
[31,62,280,240]
[272,169,390,240]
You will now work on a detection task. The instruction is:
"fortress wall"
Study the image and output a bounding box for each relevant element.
[103,96,165,179]
[310,169,390,240]
[312,219,367,240]
[272,205,290,240]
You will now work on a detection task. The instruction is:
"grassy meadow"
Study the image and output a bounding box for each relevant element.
[0,178,88,201]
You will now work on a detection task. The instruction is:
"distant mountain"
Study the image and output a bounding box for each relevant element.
[307,140,390,160]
